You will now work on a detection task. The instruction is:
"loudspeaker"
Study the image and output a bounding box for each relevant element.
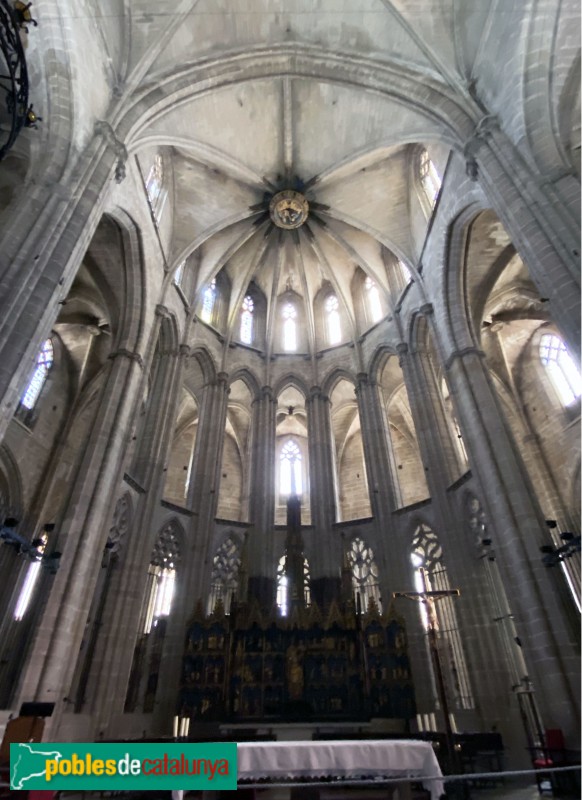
[19,702,55,718]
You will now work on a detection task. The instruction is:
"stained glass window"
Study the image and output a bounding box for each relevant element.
[364,277,382,324]
[325,294,341,345]
[348,537,382,613]
[539,333,581,406]
[21,339,53,410]
[280,439,302,495]
[282,303,297,351]
[240,295,254,344]
[201,278,217,324]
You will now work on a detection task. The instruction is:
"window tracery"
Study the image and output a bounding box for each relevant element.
[21,339,53,411]
[347,537,382,613]
[143,523,181,634]
[280,439,302,496]
[539,333,581,406]
[208,536,241,614]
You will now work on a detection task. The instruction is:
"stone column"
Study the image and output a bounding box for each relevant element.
[15,346,144,733]
[152,373,230,731]
[396,337,456,500]
[306,385,340,608]
[89,320,189,734]
[445,346,580,744]
[475,125,580,360]
[246,385,277,608]
[355,373,398,527]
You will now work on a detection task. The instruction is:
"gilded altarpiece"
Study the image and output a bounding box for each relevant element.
[179,600,416,723]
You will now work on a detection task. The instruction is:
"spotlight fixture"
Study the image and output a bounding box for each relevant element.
[540,521,581,567]
[0,518,61,573]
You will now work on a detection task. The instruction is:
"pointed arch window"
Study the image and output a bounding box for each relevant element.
[280,439,302,495]
[399,260,412,285]
[276,554,311,617]
[282,303,297,351]
[411,524,473,710]
[201,278,217,324]
[208,537,241,615]
[419,149,441,208]
[174,260,185,287]
[143,525,181,634]
[14,533,48,621]
[325,294,341,345]
[539,333,581,406]
[240,295,254,344]
[21,339,53,410]
[364,277,382,324]
[348,537,382,613]
[146,154,164,209]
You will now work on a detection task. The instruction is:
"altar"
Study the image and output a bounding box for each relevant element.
[203,739,445,799]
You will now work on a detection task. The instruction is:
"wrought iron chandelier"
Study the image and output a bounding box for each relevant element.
[0,1,39,162]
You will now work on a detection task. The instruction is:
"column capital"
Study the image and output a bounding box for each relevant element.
[108,348,143,368]
[444,347,486,371]
[155,304,172,319]
[419,302,434,316]
[396,342,408,356]
[308,385,330,403]
[179,344,191,357]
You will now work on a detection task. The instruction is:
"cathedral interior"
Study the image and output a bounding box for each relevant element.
[0,0,580,787]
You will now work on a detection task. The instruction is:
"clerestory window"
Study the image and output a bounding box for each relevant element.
[146,154,165,220]
[21,339,53,411]
[419,149,441,208]
[364,277,382,324]
[240,295,254,344]
[282,303,297,352]
[173,260,185,287]
[539,333,581,406]
[325,294,341,345]
[201,278,217,324]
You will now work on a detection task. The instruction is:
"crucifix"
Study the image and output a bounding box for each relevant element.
[393,568,462,777]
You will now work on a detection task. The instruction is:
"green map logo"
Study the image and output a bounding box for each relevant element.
[10,742,237,790]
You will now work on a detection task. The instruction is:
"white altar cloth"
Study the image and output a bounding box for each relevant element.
[237,739,445,799]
